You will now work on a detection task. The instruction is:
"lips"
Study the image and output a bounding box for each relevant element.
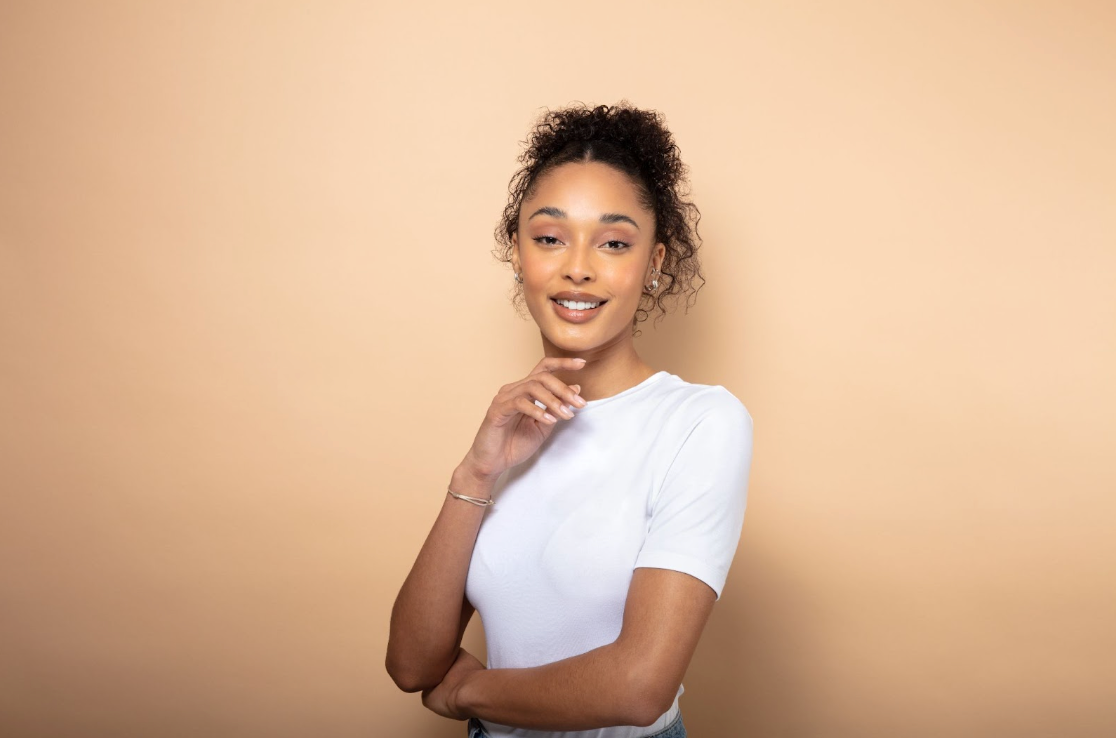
[551,297,605,323]
[550,297,606,308]
[550,292,608,303]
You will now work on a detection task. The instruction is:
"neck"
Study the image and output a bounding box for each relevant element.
[540,334,656,403]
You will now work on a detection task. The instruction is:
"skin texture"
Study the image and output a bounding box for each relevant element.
[427,567,717,729]
[513,161,667,402]
[388,160,718,730]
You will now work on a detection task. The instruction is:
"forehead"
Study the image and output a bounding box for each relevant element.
[522,161,650,219]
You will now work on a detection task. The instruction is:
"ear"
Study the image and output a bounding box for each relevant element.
[511,232,520,272]
[653,241,666,272]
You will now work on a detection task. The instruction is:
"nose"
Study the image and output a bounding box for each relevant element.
[563,241,595,284]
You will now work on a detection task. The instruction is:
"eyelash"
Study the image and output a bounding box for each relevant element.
[533,236,631,250]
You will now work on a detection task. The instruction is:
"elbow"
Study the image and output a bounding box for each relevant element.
[389,675,434,694]
[627,695,677,729]
[384,650,417,692]
[385,646,443,693]
[622,665,679,727]
[385,665,428,694]
[385,660,439,693]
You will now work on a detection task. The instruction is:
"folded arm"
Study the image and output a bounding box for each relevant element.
[451,567,716,730]
[386,465,496,692]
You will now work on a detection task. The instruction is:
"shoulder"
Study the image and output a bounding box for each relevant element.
[657,376,753,436]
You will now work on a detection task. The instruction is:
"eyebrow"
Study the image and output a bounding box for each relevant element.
[526,206,640,230]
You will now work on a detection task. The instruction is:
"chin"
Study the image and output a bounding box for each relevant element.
[542,331,592,351]
[545,320,627,349]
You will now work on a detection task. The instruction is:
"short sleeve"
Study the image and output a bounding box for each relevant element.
[633,391,754,600]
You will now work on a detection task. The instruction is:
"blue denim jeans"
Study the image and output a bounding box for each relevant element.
[466,711,686,738]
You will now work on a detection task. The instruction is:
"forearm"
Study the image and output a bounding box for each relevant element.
[386,463,496,691]
[454,641,659,730]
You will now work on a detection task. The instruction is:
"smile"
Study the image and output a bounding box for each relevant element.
[551,298,606,323]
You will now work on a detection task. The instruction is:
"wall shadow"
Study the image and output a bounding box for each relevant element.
[681,542,818,736]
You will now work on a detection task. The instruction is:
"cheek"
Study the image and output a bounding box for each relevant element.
[609,271,645,298]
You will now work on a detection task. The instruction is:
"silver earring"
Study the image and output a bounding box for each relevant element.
[514,272,522,283]
[645,268,660,292]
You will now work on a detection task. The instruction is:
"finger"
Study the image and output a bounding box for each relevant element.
[530,356,587,375]
[515,395,557,424]
[521,377,577,420]
[533,371,587,410]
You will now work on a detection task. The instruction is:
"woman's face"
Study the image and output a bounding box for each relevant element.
[512,161,665,354]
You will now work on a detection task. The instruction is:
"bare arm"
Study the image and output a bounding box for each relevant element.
[385,463,495,692]
[385,356,588,693]
[442,567,717,729]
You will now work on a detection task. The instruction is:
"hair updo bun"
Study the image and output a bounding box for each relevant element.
[492,100,706,335]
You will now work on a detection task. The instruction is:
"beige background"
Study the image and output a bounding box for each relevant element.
[1,1,1113,736]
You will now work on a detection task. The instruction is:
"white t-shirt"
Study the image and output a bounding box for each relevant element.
[464,370,755,738]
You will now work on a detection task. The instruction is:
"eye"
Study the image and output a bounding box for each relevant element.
[532,236,630,249]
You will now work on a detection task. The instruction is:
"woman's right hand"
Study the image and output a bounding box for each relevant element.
[459,356,588,482]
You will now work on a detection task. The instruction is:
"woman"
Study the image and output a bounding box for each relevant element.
[386,101,754,738]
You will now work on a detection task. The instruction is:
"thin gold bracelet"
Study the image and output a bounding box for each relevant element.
[447,487,495,507]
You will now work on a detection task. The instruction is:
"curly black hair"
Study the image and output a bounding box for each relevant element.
[492,100,706,336]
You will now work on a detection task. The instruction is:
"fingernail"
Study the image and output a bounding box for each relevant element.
[543,412,557,422]
[574,358,587,364]
[571,395,586,407]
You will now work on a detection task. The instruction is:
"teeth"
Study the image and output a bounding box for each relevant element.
[556,298,601,310]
